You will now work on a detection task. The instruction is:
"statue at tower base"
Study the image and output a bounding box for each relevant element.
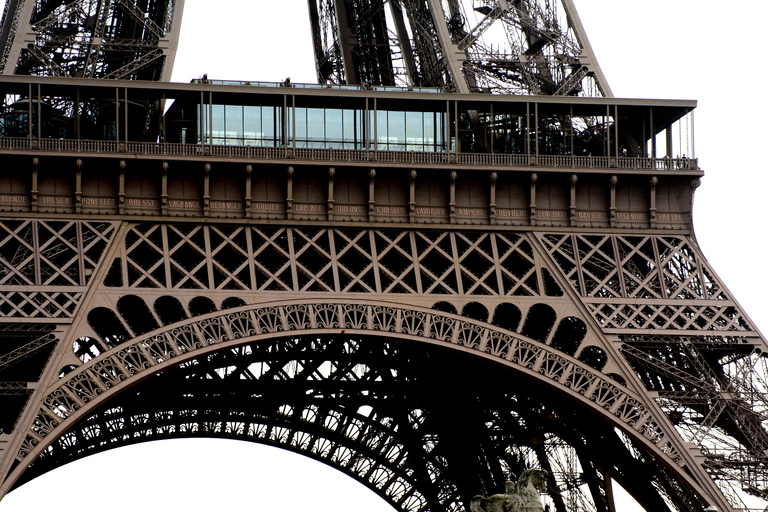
[470,469,548,512]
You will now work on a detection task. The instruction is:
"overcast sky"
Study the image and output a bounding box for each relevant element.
[2,1,767,511]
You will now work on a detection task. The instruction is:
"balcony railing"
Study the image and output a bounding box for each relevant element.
[0,137,699,171]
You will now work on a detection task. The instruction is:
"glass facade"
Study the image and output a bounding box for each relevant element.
[199,103,446,152]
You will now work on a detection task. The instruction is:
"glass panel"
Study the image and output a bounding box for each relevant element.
[294,107,307,148]
[406,111,423,151]
[326,109,343,149]
[307,108,325,148]
[262,106,275,146]
[376,110,388,149]
[388,111,405,151]
[343,109,356,149]
[225,104,243,145]
[244,105,261,146]
[211,104,225,145]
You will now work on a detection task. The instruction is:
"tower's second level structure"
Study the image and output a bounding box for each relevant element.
[0,75,697,231]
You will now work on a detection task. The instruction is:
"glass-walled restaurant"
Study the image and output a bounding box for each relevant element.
[197,104,446,152]
[0,77,698,167]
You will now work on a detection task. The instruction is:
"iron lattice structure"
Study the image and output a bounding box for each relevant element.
[307,0,611,95]
[0,0,183,80]
[0,0,767,511]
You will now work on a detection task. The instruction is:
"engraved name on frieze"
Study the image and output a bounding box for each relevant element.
[577,211,604,220]
[0,195,29,205]
[39,196,73,205]
[656,213,684,222]
[375,206,407,215]
[616,212,648,221]
[294,204,326,213]
[168,200,202,209]
[456,208,485,217]
[416,207,447,215]
[82,197,117,207]
[127,198,160,208]
[335,204,366,214]
[209,201,243,211]
[253,202,284,212]
[495,208,528,218]
[537,210,565,219]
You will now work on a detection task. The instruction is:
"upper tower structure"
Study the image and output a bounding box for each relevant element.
[0,0,184,80]
[307,0,612,95]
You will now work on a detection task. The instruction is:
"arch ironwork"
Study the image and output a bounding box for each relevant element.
[4,300,699,511]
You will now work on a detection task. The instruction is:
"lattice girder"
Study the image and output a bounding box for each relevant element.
[2,211,766,510]
[3,301,713,512]
[0,0,183,80]
[305,0,611,95]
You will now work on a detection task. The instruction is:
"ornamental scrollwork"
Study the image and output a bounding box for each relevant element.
[374,306,398,332]
[398,309,423,336]
[538,353,570,382]
[198,317,230,344]
[343,304,368,330]
[483,333,514,358]
[68,373,104,403]
[256,307,284,333]
[314,303,340,328]
[228,311,257,338]
[456,324,484,350]
[285,304,313,330]
[170,325,202,352]
[91,360,127,388]
[115,346,151,374]
[429,315,455,340]
[19,300,682,472]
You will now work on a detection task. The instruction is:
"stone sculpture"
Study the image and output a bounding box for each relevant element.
[470,469,548,512]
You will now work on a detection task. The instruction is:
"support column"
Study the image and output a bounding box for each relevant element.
[529,173,537,226]
[203,163,211,217]
[409,170,417,223]
[569,174,577,226]
[649,176,658,228]
[368,168,376,221]
[30,158,39,212]
[286,166,294,220]
[489,172,497,225]
[609,175,617,228]
[161,162,169,216]
[75,159,83,213]
[328,167,335,221]
[449,171,456,223]
[118,161,126,214]
[244,165,253,219]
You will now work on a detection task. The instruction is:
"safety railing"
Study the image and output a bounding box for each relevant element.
[0,137,700,171]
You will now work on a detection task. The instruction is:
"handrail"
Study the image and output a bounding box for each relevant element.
[0,137,700,171]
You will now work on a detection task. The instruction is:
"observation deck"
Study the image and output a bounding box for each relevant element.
[0,75,699,231]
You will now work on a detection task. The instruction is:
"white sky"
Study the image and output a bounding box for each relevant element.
[2,1,768,511]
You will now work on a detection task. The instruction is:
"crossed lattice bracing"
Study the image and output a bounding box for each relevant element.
[1,216,767,511]
[0,0,181,80]
[307,0,611,95]
[11,301,702,512]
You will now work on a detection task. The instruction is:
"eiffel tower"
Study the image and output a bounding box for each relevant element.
[1,1,767,511]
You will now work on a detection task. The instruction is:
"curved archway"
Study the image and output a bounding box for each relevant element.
[461,302,489,322]
[491,303,522,332]
[8,300,702,512]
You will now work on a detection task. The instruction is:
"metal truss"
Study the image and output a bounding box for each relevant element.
[0,0,182,80]
[112,224,561,297]
[537,232,768,509]
[0,216,766,511]
[0,219,117,317]
[306,0,611,96]
[10,303,705,512]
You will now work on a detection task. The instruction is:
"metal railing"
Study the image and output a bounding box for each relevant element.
[0,137,699,171]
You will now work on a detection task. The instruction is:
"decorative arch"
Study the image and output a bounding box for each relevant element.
[9,299,699,509]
